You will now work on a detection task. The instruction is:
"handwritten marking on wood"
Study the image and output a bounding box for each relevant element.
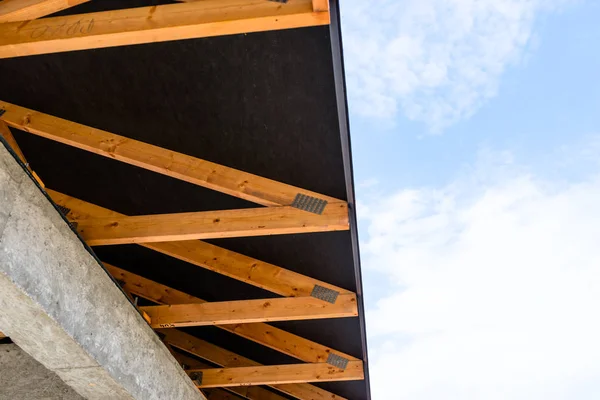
[27,18,94,39]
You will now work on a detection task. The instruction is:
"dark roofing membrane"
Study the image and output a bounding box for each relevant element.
[0,1,371,398]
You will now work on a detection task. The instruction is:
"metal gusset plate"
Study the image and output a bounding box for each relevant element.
[56,205,71,216]
[291,193,328,215]
[189,371,203,385]
[327,353,349,370]
[311,284,339,304]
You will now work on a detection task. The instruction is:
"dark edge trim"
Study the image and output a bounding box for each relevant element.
[0,133,142,320]
[329,1,372,399]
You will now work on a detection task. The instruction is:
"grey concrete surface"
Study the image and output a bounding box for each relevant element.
[0,142,205,400]
[0,343,84,400]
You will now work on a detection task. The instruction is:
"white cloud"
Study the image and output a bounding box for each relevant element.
[359,149,600,399]
[341,0,570,131]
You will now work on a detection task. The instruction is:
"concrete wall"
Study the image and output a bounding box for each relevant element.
[0,343,84,400]
[0,141,205,400]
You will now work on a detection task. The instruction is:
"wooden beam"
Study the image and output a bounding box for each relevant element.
[0,0,330,59]
[161,329,257,368]
[190,362,364,388]
[75,205,348,246]
[171,350,211,369]
[0,331,6,339]
[178,0,329,13]
[51,190,350,298]
[173,352,285,400]
[46,189,121,220]
[0,101,344,209]
[170,353,256,400]
[114,266,358,399]
[0,0,88,23]
[50,193,359,365]
[141,294,357,328]
[312,0,329,12]
[104,264,359,366]
[218,387,285,400]
[142,240,351,298]
[161,329,353,400]
[106,264,204,306]
[0,120,27,165]
[0,120,45,187]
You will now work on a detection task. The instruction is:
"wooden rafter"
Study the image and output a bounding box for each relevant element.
[190,362,363,388]
[48,194,359,397]
[143,240,350,298]
[0,0,330,59]
[0,0,88,23]
[75,205,348,246]
[104,264,359,365]
[106,265,360,398]
[312,0,329,12]
[0,101,345,209]
[0,331,6,339]
[106,264,204,306]
[0,120,45,187]
[206,390,242,400]
[211,387,280,400]
[172,352,288,400]
[141,294,357,328]
[177,0,329,13]
[50,190,352,298]
[162,329,356,400]
[0,120,27,165]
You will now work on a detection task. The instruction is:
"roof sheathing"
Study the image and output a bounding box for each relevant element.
[0,1,371,398]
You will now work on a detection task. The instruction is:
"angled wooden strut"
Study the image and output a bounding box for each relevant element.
[178,0,330,15]
[140,294,357,327]
[190,362,363,388]
[105,264,358,366]
[109,265,358,399]
[48,190,352,299]
[0,121,27,165]
[0,120,45,187]
[173,352,287,400]
[161,328,361,399]
[0,0,88,23]
[74,204,348,245]
[0,101,346,209]
[312,0,329,12]
[0,0,330,58]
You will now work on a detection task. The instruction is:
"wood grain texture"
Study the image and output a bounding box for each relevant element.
[0,120,45,187]
[139,240,352,298]
[0,101,344,209]
[104,264,359,365]
[190,362,364,388]
[105,264,204,306]
[312,0,329,12]
[0,120,28,166]
[173,352,282,400]
[50,190,350,298]
[162,329,354,400]
[0,0,88,23]
[141,294,357,327]
[0,0,330,59]
[75,204,349,246]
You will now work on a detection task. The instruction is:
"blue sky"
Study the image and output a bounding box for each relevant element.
[341,1,600,399]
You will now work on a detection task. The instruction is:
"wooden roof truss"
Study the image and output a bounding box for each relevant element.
[0,1,366,398]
